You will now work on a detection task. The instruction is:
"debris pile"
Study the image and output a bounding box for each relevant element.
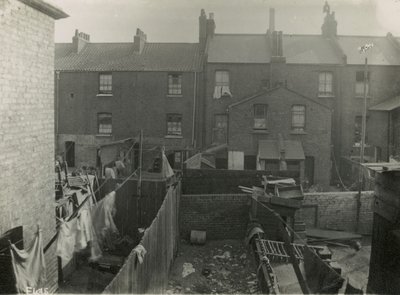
[166,240,260,294]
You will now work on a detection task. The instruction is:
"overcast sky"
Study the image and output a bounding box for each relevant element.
[48,0,400,43]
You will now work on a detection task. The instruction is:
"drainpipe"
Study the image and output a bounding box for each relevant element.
[191,71,197,149]
[55,71,60,147]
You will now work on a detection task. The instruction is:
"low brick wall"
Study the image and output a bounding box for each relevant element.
[297,191,374,235]
[180,191,374,241]
[180,194,250,240]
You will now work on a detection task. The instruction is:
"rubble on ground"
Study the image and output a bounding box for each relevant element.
[167,239,260,294]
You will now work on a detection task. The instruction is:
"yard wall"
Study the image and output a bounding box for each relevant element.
[180,191,374,240]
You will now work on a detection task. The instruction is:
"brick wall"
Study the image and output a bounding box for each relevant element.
[180,194,250,240]
[180,191,374,242]
[0,0,60,291]
[297,191,374,234]
[182,169,299,194]
[56,71,198,166]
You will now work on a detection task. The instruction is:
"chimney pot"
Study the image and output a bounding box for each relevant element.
[209,12,214,19]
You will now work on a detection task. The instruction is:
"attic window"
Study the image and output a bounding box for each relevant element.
[213,70,232,99]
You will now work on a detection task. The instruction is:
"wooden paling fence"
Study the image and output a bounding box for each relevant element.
[103,182,181,294]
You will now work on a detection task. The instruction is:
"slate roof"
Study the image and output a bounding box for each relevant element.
[207,33,400,66]
[336,36,400,65]
[370,95,400,111]
[55,42,203,72]
[207,34,270,63]
[283,34,341,64]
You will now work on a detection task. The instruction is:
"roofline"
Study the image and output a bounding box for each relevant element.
[18,0,68,19]
[228,86,332,110]
[214,32,392,38]
[54,69,203,73]
[55,42,200,45]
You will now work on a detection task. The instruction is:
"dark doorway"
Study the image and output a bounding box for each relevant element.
[305,156,315,185]
[65,141,75,167]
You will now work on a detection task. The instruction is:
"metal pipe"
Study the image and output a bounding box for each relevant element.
[191,72,197,148]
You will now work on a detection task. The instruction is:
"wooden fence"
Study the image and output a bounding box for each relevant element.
[103,182,181,294]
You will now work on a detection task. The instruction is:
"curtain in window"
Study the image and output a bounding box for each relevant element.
[213,71,231,99]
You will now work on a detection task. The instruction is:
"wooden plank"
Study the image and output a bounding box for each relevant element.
[306,228,362,240]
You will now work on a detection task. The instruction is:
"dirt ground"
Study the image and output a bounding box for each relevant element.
[167,239,260,294]
[166,237,371,294]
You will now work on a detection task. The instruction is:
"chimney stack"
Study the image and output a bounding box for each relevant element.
[199,9,207,45]
[133,28,147,53]
[206,12,216,38]
[72,29,90,53]
[269,8,275,32]
[321,2,337,37]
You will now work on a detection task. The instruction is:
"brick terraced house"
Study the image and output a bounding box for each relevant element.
[55,2,400,187]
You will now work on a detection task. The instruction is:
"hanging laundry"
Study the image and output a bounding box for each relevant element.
[133,244,147,264]
[10,230,46,293]
[303,246,344,294]
[162,152,174,179]
[56,218,78,262]
[75,209,102,261]
[105,167,116,180]
[91,191,119,250]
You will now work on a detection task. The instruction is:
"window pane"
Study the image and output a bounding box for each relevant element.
[99,73,112,93]
[292,105,305,130]
[254,104,267,129]
[168,74,182,95]
[215,71,229,86]
[213,114,228,144]
[319,72,333,94]
[98,113,112,134]
[167,114,182,135]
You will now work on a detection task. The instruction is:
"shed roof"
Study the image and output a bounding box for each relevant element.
[369,96,400,111]
[55,42,203,72]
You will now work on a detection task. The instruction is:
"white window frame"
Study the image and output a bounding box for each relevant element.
[318,72,333,97]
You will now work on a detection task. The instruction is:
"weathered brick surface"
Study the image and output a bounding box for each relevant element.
[180,194,250,240]
[180,191,373,242]
[297,191,374,234]
[56,71,199,165]
[0,0,58,291]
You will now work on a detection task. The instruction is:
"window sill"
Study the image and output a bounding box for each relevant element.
[167,94,183,98]
[252,129,269,134]
[96,134,112,137]
[165,135,183,139]
[96,93,113,97]
[318,94,335,98]
[290,130,307,135]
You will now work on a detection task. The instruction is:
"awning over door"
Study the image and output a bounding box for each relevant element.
[258,140,305,160]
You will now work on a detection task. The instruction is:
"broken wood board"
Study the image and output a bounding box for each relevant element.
[306,228,361,241]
